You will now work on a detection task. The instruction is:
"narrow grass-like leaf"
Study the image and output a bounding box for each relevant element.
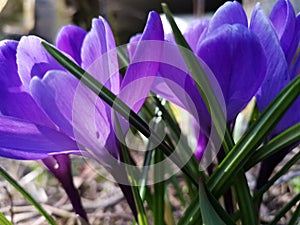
[154,125,165,225]
[268,193,300,225]
[0,212,13,225]
[178,181,236,225]
[245,123,300,170]
[0,167,57,225]
[152,96,181,139]
[164,193,176,225]
[139,147,154,200]
[233,174,257,224]
[170,175,186,206]
[152,96,199,176]
[41,41,198,186]
[198,181,226,225]
[208,75,300,197]
[177,196,202,225]
[201,180,236,225]
[254,151,300,202]
[114,113,149,225]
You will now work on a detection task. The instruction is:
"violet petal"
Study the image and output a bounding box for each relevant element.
[56,25,87,65]
[251,3,290,110]
[30,71,114,167]
[17,36,64,90]
[0,91,54,127]
[0,40,21,89]
[207,1,247,34]
[184,19,209,52]
[0,115,79,159]
[269,0,296,60]
[81,17,120,95]
[197,24,266,122]
[120,11,164,112]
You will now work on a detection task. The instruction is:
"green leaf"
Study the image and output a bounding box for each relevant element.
[170,175,186,206]
[139,146,154,201]
[114,113,149,225]
[164,193,176,225]
[208,75,300,197]
[153,123,166,225]
[178,196,202,225]
[178,180,236,225]
[245,123,300,170]
[0,167,57,225]
[198,181,226,225]
[152,96,199,178]
[0,212,13,225]
[254,151,300,202]
[233,174,257,224]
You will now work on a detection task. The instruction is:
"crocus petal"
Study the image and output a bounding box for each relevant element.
[0,147,54,160]
[30,71,114,167]
[0,40,22,89]
[153,64,191,110]
[72,81,113,160]
[194,131,208,161]
[197,24,266,122]
[286,14,300,67]
[17,36,64,90]
[56,25,87,65]
[0,40,55,127]
[30,70,78,137]
[207,1,247,34]
[30,70,110,140]
[251,4,289,110]
[127,34,142,61]
[269,0,296,59]
[0,115,79,159]
[81,17,120,95]
[152,46,214,134]
[0,91,54,127]
[120,11,164,112]
[184,19,209,52]
[290,15,300,79]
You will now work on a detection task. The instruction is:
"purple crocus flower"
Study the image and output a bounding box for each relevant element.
[148,1,267,161]
[250,0,300,189]
[0,39,88,220]
[29,10,163,171]
[0,40,81,159]
[0,11,163,219]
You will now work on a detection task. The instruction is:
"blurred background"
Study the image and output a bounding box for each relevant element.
[1,0,299,44]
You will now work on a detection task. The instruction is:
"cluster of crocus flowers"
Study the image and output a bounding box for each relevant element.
[155,0,300,185]
[0,0,299,222]
[158,0,299,163]
[0,11,163,220]
[152,1,267,160]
